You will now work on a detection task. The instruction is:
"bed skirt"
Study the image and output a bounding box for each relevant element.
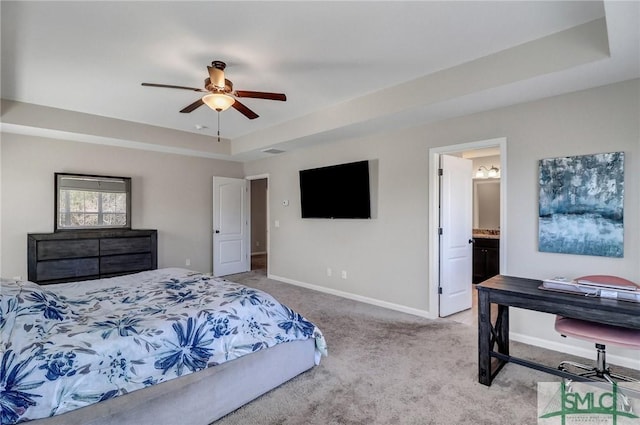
[28,339,316,425]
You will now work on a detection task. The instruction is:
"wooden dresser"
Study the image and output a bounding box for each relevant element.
[28,229,157,285]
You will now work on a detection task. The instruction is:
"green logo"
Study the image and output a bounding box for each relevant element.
[539,381,639,425]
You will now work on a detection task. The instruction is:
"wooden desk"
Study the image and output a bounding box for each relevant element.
[477,275,640,386]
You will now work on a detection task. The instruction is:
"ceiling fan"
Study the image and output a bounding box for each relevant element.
[141,60,286,120]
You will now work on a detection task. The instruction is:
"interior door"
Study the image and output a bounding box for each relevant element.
[212,177,249,277]
[439,155,473,317]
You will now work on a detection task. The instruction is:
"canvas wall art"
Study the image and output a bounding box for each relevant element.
[538,151,624,257]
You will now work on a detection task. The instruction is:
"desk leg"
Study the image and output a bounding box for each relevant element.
[478,293,510,386]
[478,289,492,385]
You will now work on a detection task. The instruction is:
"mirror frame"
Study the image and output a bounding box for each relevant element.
[54,172,132,232]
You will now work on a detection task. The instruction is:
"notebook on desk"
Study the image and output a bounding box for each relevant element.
[541,275,640,303]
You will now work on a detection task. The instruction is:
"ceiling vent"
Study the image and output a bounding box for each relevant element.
[262,148,285,154]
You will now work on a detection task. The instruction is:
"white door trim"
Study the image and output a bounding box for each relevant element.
[245,174,270,272]
[428,137,508,318]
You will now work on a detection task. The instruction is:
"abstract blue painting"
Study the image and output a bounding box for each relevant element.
[538,152,624,257]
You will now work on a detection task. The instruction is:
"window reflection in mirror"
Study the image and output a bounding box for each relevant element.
[55,173,131,231]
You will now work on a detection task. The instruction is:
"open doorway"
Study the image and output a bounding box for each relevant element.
[249,176,269,275]
[448,150,501,325]
[428,138,507,322]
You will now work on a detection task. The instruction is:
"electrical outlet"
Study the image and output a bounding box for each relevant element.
[341,270,347,279]
[185,259,191,266]
[326,268,332,277]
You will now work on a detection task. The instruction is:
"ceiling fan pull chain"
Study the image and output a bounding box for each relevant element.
[217,111,221,142]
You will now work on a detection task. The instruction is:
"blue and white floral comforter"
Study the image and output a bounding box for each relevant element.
[0,268,326,424]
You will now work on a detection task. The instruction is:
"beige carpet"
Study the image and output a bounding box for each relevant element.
[215,271,639,425]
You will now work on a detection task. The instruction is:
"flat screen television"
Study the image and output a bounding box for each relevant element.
[299,160,371,219]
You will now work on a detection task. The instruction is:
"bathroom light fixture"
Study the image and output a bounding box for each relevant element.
[475,165,500,178]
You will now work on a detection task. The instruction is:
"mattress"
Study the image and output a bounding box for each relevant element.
[27,338,316,425]
[0,268,326,424]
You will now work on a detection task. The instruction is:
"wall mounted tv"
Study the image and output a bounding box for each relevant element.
[299,160,371,219]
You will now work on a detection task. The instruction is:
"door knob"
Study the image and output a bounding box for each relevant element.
[469,239,475,244]
[215,230,220,234]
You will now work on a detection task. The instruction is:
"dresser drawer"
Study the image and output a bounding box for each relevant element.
[100,237,151,255]
[100,253,153,274]
[36,258,99,282]
[37,239,99,260]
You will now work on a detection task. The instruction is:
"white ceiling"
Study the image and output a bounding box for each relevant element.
[1,1,639,161]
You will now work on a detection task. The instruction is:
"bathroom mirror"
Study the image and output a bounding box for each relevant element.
[473,179,500,229]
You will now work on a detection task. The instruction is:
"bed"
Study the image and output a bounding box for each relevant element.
[0,268,327,425]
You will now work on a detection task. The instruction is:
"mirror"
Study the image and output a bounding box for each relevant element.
[55,173,131,231]
[473,179,500,230]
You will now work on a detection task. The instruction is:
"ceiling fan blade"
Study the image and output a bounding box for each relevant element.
[180,98,205,113]
[235,91,287,101]
[232,99,259,120]
[142,83,206,92]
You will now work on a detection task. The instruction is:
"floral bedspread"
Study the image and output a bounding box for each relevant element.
[0,268,326,424]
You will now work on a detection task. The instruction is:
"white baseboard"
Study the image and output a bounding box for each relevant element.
[511,332,639,371]
[268,274,434,319]
[266,274,639,372]
[251,251,267,256]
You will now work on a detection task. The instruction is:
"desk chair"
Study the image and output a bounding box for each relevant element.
[555,316,640,383]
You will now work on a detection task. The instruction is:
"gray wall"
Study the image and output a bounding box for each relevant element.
[0,134,243,277]
[243,79,640,365]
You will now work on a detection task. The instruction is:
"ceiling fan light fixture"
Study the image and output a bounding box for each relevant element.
[202,93,235,111]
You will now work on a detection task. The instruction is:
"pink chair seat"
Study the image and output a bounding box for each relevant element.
[555,316,640,349]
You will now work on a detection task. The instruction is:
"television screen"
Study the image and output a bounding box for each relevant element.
[299,160,371,219]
